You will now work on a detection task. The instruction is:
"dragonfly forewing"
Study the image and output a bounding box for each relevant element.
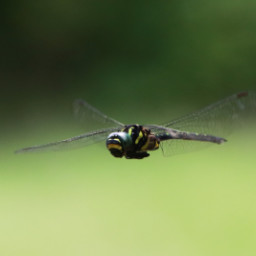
[164,91,256,138]
[15,127,120,154]
[73,99,124,129]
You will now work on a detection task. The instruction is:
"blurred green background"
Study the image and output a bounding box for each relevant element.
[1,1,256,255]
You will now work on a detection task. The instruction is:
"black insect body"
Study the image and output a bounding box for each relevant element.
[106,125,160,159]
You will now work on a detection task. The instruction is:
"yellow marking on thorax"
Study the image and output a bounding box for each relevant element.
[107,144,122,151]
[155,140,159,149]
[141,137,159,151]
[140,139,150,151]
[128,128,133,136]
[135,131,143,144]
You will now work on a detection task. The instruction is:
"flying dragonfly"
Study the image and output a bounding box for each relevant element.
[15,91,256,159]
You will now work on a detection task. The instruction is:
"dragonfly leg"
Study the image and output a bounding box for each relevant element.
[125,151,150,159]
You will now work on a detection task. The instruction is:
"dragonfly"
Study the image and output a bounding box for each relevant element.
[15,91,256,159]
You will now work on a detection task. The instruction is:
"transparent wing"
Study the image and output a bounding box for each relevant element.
[15,127,119,154]
[149,91,256,156]
[16,99,125,154]
[160,140,217,157]
[165,91,256,136]
[73,99,124,130]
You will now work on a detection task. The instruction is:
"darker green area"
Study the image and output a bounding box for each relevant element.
[2,1,256,133]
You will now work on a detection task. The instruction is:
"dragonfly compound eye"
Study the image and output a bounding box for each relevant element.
[106,132,132,158]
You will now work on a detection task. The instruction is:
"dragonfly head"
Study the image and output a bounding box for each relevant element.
[106,132,132,158]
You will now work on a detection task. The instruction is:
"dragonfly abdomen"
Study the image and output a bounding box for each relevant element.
[156,130,226,144]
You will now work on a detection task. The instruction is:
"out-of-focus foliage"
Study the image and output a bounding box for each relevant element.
[2,1,256,118]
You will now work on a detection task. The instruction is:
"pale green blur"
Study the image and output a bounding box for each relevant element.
[1,125,256,256]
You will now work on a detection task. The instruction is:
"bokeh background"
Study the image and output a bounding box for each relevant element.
[2,1,256,255]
